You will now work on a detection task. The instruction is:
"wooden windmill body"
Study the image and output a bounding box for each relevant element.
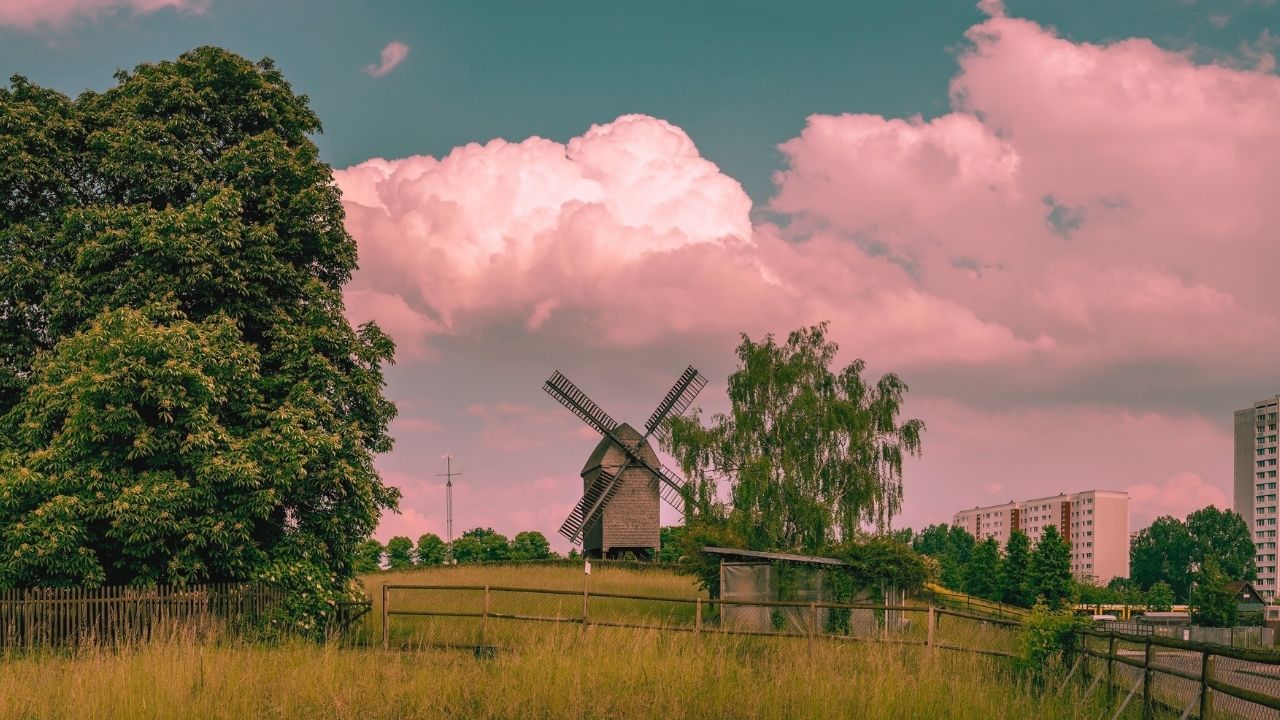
[543,367,706,559]
[580,424,660,557]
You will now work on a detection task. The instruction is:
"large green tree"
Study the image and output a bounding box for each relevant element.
[998,530,1033,607]
[1145,581,1175,612]
[1130,516,1196,600]
[0,49,399,611]
[1130,514,1234,602]
[912,524,951,557]
[964,537,1001,601]
[415,533,447,566]
[940,526,976,591]
[1186,506,1255,582]
[1189,557,1237,628]
[509,531,554,561]
[452,528,510,564]
[666,324,923,553]
[1029,526,1072,610]
[384,537,414,570]
[352,540,383,574]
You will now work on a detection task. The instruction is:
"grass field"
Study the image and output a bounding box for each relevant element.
[0,630,1109,719]
[0,564,1092,718]
[360,563,1018,655]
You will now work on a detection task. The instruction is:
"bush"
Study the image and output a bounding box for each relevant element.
[1017,600,1078,680]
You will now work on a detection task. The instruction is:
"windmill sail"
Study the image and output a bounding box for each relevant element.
[543,371,620,437]
[558,465,625,543]
[644,365,707,442]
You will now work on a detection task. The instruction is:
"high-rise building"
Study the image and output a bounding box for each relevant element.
[953,490,1130,584]
[1234,395,1280,599]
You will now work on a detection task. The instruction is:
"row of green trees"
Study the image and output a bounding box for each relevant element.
[910,524,1074,609]
[353,529,556,571]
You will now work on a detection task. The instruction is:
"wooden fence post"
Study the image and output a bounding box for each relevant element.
[380,583,389,651]
[808,601,817,658]
[927,607,936,651]
[480,585,490,649]
[581,582,589,634]
[1106,635,1117,703]
[1199,650,1214,720]
[695,598,702,640]
[1142,637,1154,720]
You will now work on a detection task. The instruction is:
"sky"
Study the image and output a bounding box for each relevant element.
[3,0,1280,551]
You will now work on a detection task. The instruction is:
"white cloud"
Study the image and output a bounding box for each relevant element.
[0,0,205,29]
[365,41,410,78]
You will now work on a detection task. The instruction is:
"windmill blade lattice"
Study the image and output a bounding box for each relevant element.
[643,365,707,443]
[544,371,620,437]
[558,465,624,544]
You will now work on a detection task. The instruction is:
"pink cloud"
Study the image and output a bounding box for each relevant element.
[0,0,204,28]
[364,41,410,78]
[337,115,1044,368]
[770,14,1280,396]
[353,12,1280,545]
[1125,473,1229,529]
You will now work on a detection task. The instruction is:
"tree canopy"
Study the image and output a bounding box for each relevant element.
[415,533,447,566]
[452,528,511,564]
[665,324,923,553]
[998,530,1032,607]
[384,537,414,570]
[1189,557,1237,628]
[1130,507,1253,602]
[1029,526,1072,610]
[510,531,554,561]
[0,48,399,621]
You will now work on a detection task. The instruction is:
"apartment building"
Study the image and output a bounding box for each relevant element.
[1234,395,1280,599]
[953,490,1130,584]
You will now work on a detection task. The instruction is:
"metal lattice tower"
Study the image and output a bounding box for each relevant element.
[437,451,462,562]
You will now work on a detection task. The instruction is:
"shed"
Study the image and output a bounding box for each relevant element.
[701,546,890,634]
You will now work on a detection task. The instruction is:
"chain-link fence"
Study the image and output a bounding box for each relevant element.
[1096,621,1275,650]
[1077,628,1280,719]
[375,583,1023,660]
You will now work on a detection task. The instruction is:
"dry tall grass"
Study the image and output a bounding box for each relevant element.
[0,630,1102,719]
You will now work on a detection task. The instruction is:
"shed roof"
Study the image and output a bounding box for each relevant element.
[701,546,848,566]
[1225,581,1261,599]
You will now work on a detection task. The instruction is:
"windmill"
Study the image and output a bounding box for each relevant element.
[543,366,707,558]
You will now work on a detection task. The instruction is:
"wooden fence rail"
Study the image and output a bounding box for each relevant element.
[1077,628,1280,719]
[376,583,1022,658]
[0,583,284,649]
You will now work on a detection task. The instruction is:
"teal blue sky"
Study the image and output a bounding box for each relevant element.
[3,0,1275,200]
[6,0,1280,550]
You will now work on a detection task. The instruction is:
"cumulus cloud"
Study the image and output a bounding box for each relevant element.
[348,13,1280,545]
[364,41,410,77]
[0,0,204,28]
[1126,473,1229,529]
[337,114,1043,368]
[771,13,1280,402]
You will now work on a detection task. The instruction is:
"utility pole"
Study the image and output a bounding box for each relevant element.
[438,451,462,564]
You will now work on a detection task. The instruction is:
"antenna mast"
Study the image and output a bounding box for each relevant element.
[438,451,462,563]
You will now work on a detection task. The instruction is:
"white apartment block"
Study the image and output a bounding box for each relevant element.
[953,490,1131,584]
[1234,395,1280,599]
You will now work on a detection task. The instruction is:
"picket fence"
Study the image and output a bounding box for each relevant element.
[0,583,284,649]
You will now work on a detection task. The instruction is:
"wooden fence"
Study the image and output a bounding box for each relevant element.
[376,582,1024,658]
[0,583,284,649]
[1075,627,1280,719]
